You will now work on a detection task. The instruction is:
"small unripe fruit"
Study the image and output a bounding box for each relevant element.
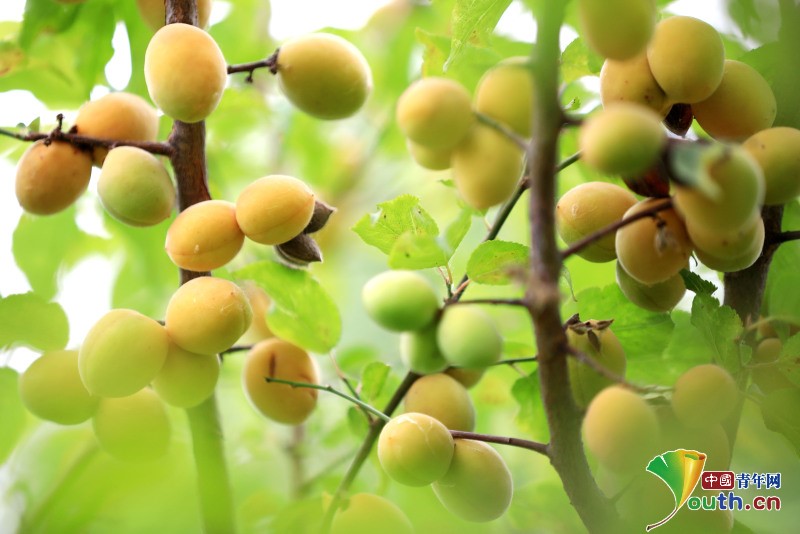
[583,386,659,473]
[690,216,764,272]
[15,140,92,215]
[136,0,212,30]
[151,343,219,408]
[692,60,776,141]
[743,127,800,205]
[432,439,513,522]
[19,350,99,425]
[659,410,731,472]
[166,200,244,271]
[436,305,502,368]
[277,33,372,120]
[647,16,725,103]
[671,364,738,428]
[404,373,475,431]
[362,270,439,332]
[165,277,252,355]
[615,262,685,313]
[674,145,765,232]
[600,53,669,116]
[578,0,655,60]
[445,367,485,389]
[451,124,524,210]
[235,175,315,245]
[79,309,169,397]
[752,338,793,393]
[579,103,666,177]
[238,281,275,343]
[475,57,533,137]
[400,325,448,375]
[378,413,454,486]
[556,182,638,263]
[145,23,226,123]
[330,494,413,534]
[243,339,318,425]
[397,77,474,150]
[98,147,175,227]
[615,199,693,285]
[566,321,626,407]
[92,389,170,462]
[75,92,159,165]
[406,140,451,171]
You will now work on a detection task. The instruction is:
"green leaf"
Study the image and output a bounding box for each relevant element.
[0,293,69,351]
[445,0,513,70]
[388,232,449,269]
[352,195,439,255]
[360,361,391,402]
[443,207,473,256]
[20,0,80,50]
[233,261,341,353]
[690,294,744,373]
[761,388,800,456]
[0,367,26,464]
[511,373,543,435]
[346,405,370,436]
[466,240,529,285]
[680,269,717,296]
[561,38,603,84]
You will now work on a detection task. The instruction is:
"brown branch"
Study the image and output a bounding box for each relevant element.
[490,355,539,366]
[773,229,800,244]
[227,52,279,82]
[450,430,549,456]
[560,198,673,260]
[447,297,527,307]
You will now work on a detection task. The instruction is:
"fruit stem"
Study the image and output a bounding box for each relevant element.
[449,430,549,455]
[524,0,621,531]
[475,111,529,150]
[264,377,391,422]
[226,51,280,81]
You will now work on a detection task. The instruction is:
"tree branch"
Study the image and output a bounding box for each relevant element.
[227,51,279,82]
[447,297,527,307]
[450,430,549,456]
[566,346,666,394]
[475,111,529,150]
[264,377,391,422]
[524,0,620,531]
[560,198,673,260]
[773,229,800,244]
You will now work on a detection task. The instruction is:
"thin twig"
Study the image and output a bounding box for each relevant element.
[475,112,529,150]
[490,355,539,366]
[220,344,252,355]
[227,51,280,82]
[450,430,549,456]
[773,230,800,244]
[566,346,667,394]
[264,377,391,422]
[560,198,673,260]
[0,125,174,156]
[448,298,527,307]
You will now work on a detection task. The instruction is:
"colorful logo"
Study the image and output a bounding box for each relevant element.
[644,449,707,531]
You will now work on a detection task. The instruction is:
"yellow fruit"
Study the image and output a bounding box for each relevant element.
[690,216,764,272]
[242,339,318,425]
[600,52,670,116]
[579,103,666,176]
[671,364,738,428]
[692,60,776,141]
[567,321,627,408]
[432,439,513,522]
[674,145,765,232]
[238,281,274,343]
[404,373,475,431]
[445,367,485,389]
[277,33,372,120]
[556,182,638,262]
[19,350,99,425]
[75,92,159,165]
[451,124,524,210]
[400,325,448,375]
[151,342,219,408]
[474,57,533,137]
[15,140,92,215]
[406,140,451,171]
[136,0,212,30]
[743,127,800,205]
[235,175,315,245]
[578,0,656,60]
[583,386,659,473]
[92,389,170,462]
[659,410,731,471]
[436,305,502,368]
[397,77,474,150]
[165,200,244,271]
[79,309,170,398]
[165,277,252,355]
[615,199,693,285]
[615,262,686,313]
[144,23,226,123]
[330,494,414,534]
[98,146,175,226]
[378,413,454,486]
[362,270,439,332]
[647,16,724,104]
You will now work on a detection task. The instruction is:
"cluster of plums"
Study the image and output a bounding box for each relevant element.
[396,59,530,211]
